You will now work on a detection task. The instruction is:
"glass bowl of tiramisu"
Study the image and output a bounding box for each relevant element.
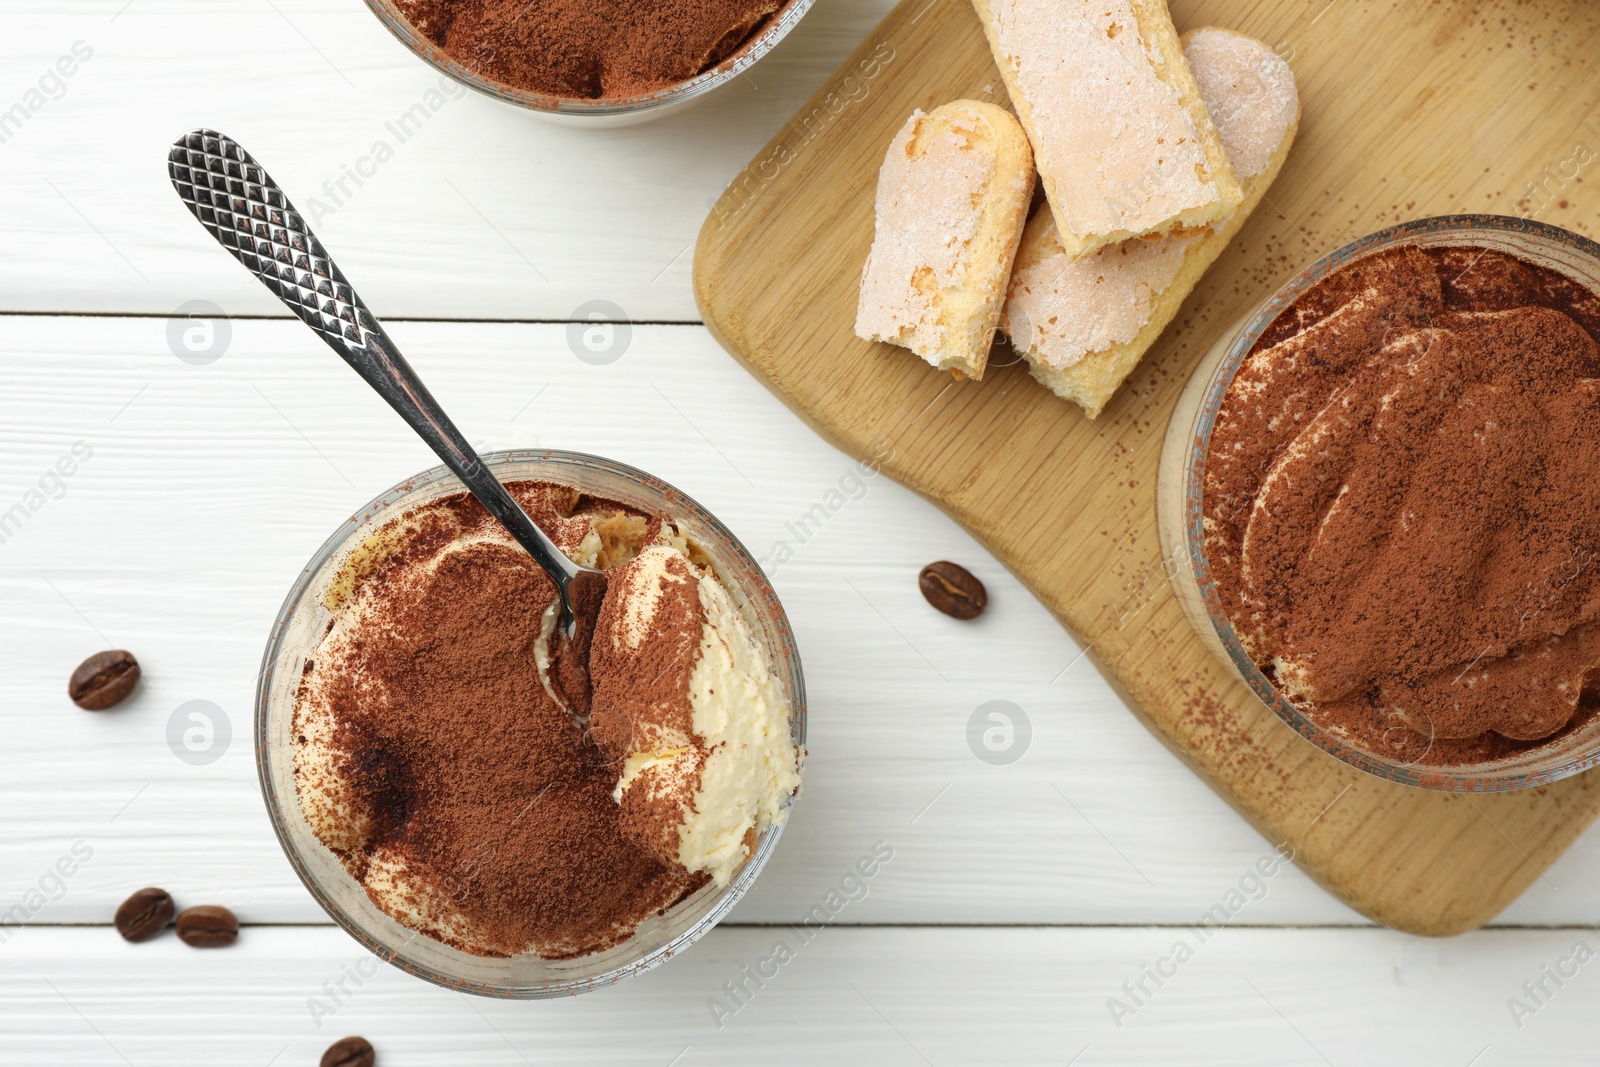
[1158,215,1600,791]
[256,450,805,996]
[362,0,816,125]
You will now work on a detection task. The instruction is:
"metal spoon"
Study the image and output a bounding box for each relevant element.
[167,129,605,688]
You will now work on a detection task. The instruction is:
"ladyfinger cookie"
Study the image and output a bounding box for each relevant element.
[1004,27,1300,418]
[972,0,1242,260]
[855,100,1035,381]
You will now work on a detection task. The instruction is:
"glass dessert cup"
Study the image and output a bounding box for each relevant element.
[257,450,806,997]
[1157,215,1600,792]
[361,0,817,127]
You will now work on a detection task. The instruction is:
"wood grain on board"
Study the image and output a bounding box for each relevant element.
[694,0,1600,934]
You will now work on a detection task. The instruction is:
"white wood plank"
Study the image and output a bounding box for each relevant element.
[1,313,1597,928]
[6,924,1599,1065]
[0,0,897,321]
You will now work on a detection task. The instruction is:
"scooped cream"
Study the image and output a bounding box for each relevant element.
[588,525,802,886]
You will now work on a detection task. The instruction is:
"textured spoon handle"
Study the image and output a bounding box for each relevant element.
[167,128,584,595]
[168,128,374,355]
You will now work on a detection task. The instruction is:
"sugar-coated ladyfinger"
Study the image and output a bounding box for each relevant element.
[1004,28,1300,418]
[855,100,1035,381]
[972,0,1243,260]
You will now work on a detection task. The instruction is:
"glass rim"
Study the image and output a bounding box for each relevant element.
[360,0,818,119]
[254,448,806,996]
[1181,214,1600,792]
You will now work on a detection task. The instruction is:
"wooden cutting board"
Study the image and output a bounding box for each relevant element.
[694,0,1600,935]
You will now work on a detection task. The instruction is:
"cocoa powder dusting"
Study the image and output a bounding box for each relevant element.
[1206,245,1600,766]
[588,528,709,865]
[395,0,787,100]
[304,483,704,958]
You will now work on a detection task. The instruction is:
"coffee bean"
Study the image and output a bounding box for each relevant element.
[68,650,140,710]
[919,561,988,620]
[113,887,174,942]
[321,1036,376,1067]
[174,904,238,947]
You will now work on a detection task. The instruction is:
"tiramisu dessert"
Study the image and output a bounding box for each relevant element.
[1205,243,1600,765]
[293,481,801,958]
[392,0,792,100]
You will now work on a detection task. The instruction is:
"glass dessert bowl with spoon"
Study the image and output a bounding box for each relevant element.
[168,130,804,995]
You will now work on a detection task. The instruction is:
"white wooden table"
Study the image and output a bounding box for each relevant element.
[4,2,1599,1063]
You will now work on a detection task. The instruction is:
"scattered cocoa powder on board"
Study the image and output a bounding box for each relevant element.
[1205,244,1600,767]
[395,0,787,100]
